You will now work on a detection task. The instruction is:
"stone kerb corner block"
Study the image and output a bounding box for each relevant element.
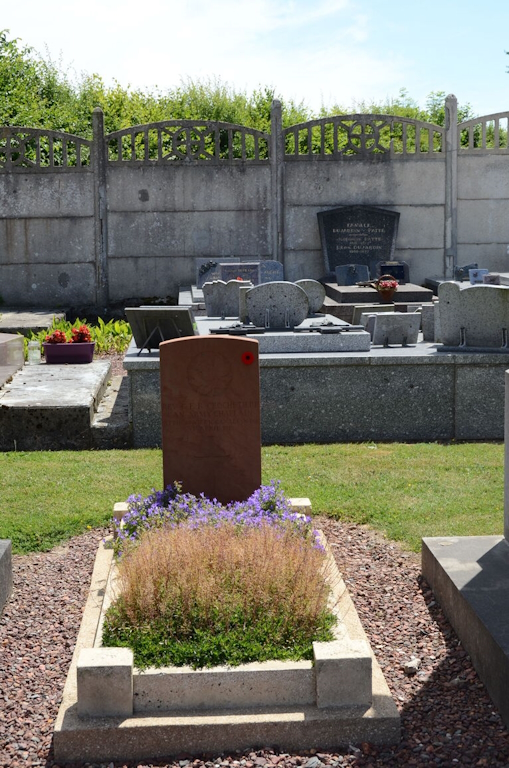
[438,282,509,348]
[77,647,134,718]
[295,280,327,314]
[0,540,13,615]
[313,639,372,708]
[246,282,309,328]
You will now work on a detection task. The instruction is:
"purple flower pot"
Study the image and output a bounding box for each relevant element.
[42,342,95,364]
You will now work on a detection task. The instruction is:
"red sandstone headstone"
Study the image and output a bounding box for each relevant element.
[160,335,261,504]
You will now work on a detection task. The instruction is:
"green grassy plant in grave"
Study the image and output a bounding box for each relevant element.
[21,316,132,358]
[103,520,335,669]
[0,443,504,554]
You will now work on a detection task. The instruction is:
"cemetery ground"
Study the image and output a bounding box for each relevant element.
[1,445,509,767]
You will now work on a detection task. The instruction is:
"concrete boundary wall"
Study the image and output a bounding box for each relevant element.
[1,97,509,307]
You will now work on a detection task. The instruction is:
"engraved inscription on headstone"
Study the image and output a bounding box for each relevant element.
[221,263,261,285]
[317,205,400,279]
[259,260,284,284]
[160,336,262,504]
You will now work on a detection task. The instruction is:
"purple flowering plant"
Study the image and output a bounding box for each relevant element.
[114,480,321,556]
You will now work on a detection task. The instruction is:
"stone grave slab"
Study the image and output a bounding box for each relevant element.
[203,280,253,318]
[367,313,420,346]
[295,280,326,313]
[259,260,284,283]
[160,335,261,503]
[317,205,400,278]
[246,282,309,329]
[336,264,370,286]
[324,282,433,305]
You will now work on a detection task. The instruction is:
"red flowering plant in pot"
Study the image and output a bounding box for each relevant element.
[43,324,95,364]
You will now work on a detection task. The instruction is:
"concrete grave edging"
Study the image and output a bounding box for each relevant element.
[53,503,400,762]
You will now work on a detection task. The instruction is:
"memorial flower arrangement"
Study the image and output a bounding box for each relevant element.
[104,481,335,669]
[376,277,398,294]
[44,324,92,343]
[113,479,322,555]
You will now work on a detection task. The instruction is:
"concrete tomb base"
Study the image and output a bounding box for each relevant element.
[54,529,399,762]
[422,536,509,729]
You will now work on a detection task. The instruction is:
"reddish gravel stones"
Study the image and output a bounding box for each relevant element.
[1,520,509,767]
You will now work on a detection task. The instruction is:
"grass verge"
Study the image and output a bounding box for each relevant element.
[0,442,504,554]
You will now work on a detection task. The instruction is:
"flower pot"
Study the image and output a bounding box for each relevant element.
[43,342,95,364]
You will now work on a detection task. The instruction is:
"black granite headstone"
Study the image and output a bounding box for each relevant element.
[377,260,409,284]
[317,205,400,279]
[336,264,370,285]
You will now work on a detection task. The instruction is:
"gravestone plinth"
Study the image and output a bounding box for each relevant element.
[160,336,261,504]
[421,368,509,730]
[317,205,400,278]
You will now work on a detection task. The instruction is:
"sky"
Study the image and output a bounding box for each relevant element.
[2,0,509,117]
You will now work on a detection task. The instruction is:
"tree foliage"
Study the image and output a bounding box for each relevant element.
[0,29,480,141]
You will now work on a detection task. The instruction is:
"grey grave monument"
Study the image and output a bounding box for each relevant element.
[438,282,509,349]
[245,282,309,329]
[295,280,326,314]
[203,280,253,318]
[421,369,509,730]
[317,205,400,279]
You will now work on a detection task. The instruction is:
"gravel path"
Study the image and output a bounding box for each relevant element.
[1,519,509,768]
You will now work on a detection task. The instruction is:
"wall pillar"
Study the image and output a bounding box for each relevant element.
[270,100,285,271]
[92,108,109,307]
[444,94,458,278]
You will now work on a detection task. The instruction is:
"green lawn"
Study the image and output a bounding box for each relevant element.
[0,443,504,554]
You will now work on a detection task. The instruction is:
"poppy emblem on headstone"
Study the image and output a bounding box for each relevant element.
[242,351,254,365]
